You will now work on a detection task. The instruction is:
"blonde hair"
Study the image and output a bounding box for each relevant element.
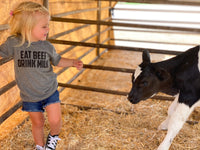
[9,1,49,46]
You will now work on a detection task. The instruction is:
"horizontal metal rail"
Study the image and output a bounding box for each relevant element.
[57,37,110,77]
[113,28,200,34]
[114,8,200,13]
[83,64,135,73]
[58,83,174,101]
[48,39,182,55]
[95,0,200,6]
[0,101,22,125]
[0,57,13,66]
[50,1,94,4]
[48,24,90,39]
[0,81,17,96]
[58,83,128,96]
[51,17,200,33]
[52,8,99,17]
[49,16,111,40]
[113,18,200,26]
[57,26,111,56]
[49,17,112,40]
[112,38,196,46]
[58,48,108,93]
[52,7,110,17]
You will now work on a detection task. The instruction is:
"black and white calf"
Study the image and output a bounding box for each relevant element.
[128,46,200,150]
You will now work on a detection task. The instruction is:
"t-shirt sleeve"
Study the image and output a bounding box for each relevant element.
[47,41,61,66]
[51,48,61,66]
[0,37,14,58]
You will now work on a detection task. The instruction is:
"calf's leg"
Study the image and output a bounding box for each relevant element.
[158,94,179,131]
[157,103,194,150]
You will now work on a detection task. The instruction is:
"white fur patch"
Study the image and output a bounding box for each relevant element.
[158,102,192,150]
[158,93,179,131]
[134,66,142,81]
[168,94,179,115]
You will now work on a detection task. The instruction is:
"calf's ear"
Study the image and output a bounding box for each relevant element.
[139,50,151,68]
[155,68,170,81]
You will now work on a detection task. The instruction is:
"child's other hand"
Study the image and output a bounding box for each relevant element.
[73,60,83,70]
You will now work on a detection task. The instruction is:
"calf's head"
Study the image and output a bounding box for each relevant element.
[128,50,170,104]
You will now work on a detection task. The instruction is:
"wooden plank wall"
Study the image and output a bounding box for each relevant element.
[0,0,116,125]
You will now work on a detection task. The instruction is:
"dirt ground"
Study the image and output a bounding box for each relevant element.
[0,49,200,150]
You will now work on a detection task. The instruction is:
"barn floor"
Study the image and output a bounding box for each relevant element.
[0,49,200,150]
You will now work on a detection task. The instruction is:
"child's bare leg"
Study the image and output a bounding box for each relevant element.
[45,103,62,135]
[29,112,45,146]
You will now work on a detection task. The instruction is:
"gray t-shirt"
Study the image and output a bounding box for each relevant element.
[0,36,61,102]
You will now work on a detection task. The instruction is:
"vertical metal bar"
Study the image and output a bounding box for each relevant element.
[108,0,112,45]
[43,0,49,9]
[43,0,49,39]
[97,0,101,56]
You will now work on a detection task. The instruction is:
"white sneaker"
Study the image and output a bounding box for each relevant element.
[35,145,45,150]
[45,134,61,150]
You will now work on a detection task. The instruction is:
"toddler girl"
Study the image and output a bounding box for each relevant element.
[0,1,83,150]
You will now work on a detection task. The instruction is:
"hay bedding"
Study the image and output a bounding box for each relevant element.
[0,50,200,150]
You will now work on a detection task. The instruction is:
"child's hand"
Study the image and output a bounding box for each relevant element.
[73,60,83,70]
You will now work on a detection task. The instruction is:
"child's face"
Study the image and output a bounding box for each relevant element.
[31,14,50,42]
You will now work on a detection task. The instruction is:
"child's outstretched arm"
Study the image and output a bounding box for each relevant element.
[57,57,83,70]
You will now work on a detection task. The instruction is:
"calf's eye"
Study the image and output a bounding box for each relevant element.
[143,81,148,86]
[139,81,148,87]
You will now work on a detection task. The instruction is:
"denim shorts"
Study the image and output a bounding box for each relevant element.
[22,90,61,112]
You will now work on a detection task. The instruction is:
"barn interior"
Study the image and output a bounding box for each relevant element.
[0,0,200,149]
